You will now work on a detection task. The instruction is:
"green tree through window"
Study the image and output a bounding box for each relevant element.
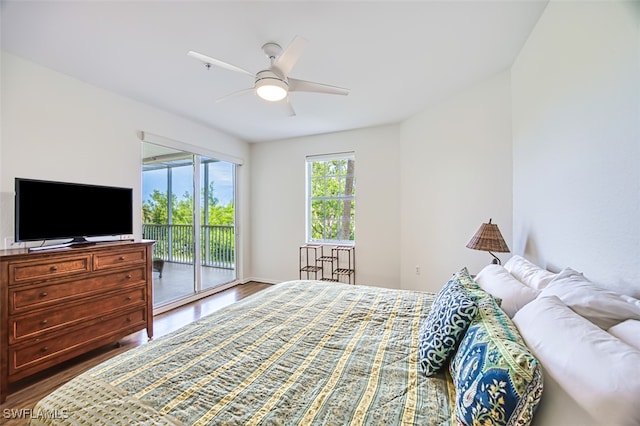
[142,182,234,226]
[307,153,355,244]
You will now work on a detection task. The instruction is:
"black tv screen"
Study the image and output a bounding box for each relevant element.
[15,178,133,242]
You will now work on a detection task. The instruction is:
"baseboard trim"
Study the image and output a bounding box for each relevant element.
[240,277,280,285]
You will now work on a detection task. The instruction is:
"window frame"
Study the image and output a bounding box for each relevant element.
[305,152,356,245]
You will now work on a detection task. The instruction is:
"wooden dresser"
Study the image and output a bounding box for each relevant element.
[0,240,154,403]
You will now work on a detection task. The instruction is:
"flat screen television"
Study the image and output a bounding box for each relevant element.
[15,178,133,247]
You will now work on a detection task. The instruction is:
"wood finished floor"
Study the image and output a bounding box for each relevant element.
[0,281,271,426]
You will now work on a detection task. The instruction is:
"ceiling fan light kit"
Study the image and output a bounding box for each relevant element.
[188,35,349,115]
[255,70,288,102]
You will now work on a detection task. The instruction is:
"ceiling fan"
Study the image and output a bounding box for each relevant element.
[188,36,349,116]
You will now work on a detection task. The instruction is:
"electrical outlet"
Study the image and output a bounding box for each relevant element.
[415,265,421,275]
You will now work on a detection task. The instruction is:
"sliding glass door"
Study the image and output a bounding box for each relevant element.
[200,157,236,290]
[142,143,237,308]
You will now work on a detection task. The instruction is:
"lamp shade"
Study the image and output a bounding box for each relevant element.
[466,218,509,264]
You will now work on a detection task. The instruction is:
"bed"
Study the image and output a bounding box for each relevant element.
[30,259,640,426]
[30,280,457,425]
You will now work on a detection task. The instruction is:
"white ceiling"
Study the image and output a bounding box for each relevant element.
[1,0,548,143]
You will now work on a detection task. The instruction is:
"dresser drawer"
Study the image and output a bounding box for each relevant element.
[9,286,147,344]
[9,307,147,376]
[94,247,146,270]
[9,267,146,314]
[8,255,91,285]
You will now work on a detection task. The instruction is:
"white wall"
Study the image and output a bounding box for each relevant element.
[511,1,640,294]
[400,70,513,292]
[250,71,513,290]
[249,125,402,287]
[0,52,252,280]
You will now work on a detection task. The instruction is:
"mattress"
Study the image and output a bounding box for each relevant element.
[30,281,455,425]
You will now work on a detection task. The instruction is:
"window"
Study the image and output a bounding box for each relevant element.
[306,153,355,244]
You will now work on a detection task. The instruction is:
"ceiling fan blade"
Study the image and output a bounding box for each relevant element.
[282,97,296,117]
[216,87,254,103]
[188,51,254,77]
[289,78,349,96]
[273,36,308,76]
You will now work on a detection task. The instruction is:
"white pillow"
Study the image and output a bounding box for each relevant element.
[592,279,640,300]
[608,320,640,351]
[503,255,556,290]
[621,294,640,309]
[541,267,640,329]
[474,264,539,318]
[513,295,640,426]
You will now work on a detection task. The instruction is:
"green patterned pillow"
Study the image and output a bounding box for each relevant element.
[449,294,543,426]
[418,274,478,376]
[455,267,502,307]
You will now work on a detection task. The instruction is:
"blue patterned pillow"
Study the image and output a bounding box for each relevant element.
[450,295,543,426]
[418,276,478,376]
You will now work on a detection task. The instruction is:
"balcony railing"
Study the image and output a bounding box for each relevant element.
[142,224,235,269]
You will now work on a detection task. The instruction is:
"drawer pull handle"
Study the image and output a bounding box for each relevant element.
[126,317,132,322]
[41,319,48,325]
[126,274,132,279]
[126,296,132,301]
[40,292,48,298]
[119,256,126,261]
[41,347,48,352]
[50,266,58,271]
